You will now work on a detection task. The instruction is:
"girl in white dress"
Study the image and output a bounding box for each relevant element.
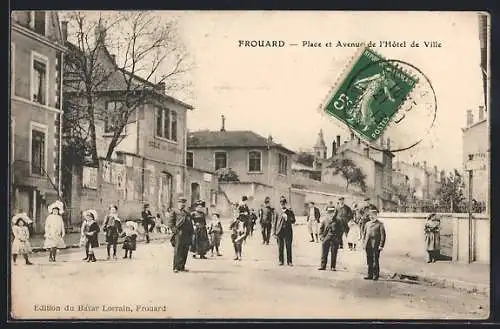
[12,213,33,265]
[44,200,66,262]
[346,218,361,251]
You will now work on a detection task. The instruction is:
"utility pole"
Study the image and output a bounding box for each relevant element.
[466,154,474,264]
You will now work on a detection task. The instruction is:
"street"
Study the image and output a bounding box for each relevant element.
[11,223,488,320]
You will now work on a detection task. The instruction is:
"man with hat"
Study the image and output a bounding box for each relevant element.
[273,196,296,266]
[318,204,343,271]
[306,201,321,243]
[258,196,275,245]
[359,198,372,238]
[141,203,155,243]
[167,196,194,273]
[361,204,386,280]
[336,196,353,249]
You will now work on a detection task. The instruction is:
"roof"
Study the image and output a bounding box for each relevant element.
[64,41,193,110]
[187,130,295,154]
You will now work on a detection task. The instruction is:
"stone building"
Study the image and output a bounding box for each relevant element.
[11,11,66,232]
[62,22,195,225]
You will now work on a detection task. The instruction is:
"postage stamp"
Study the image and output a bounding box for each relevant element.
[322,47,419,142]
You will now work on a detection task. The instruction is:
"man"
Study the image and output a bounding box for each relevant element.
[359,198,371,237]
[167,196,194,273]
[141,204,155,243]
[306,201,321,242]
[273,196,296,266]
[258,197,275,245]
[362,204,386,281]
[336,197,353,249]
[318,205,343,271]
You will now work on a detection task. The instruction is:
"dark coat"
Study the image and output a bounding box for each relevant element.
[259,206,275,225]
[167,208,194,245]
[103,215,122,243]
[141,210,154,227]
[86,221,100,248]
[319,212,343,242]
[337,204,353,233]
[191,212,210,254]
[362,219,386,250]
[307,207,321,223]
[122,232,137,251]
[273,208,296,236]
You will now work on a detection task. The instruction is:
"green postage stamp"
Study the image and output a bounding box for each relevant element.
[323,47,419,141]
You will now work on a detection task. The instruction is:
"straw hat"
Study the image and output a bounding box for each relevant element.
[83,209,98,221]
[12,212,32,226]
[48,200,64,214]
[125,221,138,230]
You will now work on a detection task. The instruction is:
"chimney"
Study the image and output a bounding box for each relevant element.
[155,81,165,94]
[331,141,337,157]
[350,132,355,140]
[478,106,485,121]
[466,109,473,126]
[336,135,341,148]
[61,21,68,42]
[386,137,391,150]
[357,137,360,145]
[220,115,226,132]
[364,147,369,158]
[95,20,106,45]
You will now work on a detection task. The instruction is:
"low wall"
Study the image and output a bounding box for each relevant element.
[378,213,490,264]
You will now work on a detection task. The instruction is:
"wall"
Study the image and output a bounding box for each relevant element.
[186,167,219,209]
[377,213,489,264]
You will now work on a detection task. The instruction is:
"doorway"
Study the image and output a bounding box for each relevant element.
[191,182,200,208]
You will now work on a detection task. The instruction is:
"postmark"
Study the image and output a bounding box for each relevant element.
[320,47,437,152]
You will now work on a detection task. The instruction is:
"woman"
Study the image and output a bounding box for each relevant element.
[44,200,66,262]
[424,213,441,263]
[103,205,122,260]
[83,209,100,263]
[191,200,211,259]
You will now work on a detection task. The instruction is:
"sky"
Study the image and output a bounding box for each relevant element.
[174,11,487,173]
[61,11,488,173]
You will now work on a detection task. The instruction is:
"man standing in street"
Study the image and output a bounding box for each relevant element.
[359,198,371,237]
[318,205,343,271]
[258,196,275,245]
[167,196,194,273]
[306,201,321,242]
[336,197,353,249]
[273,196,296,266]
[141,204,155,243]
[362,204,386,281]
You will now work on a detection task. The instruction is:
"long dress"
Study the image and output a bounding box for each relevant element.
[191,212,210,255]
[43,214,66,249]
[346,220,360,245]
[12,226,32,254]
[424,220,440,251]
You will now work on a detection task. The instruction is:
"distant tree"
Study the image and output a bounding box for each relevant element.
[437,169,466,213]
[327,158,367,192]
[295,152,315,167]
[216,168,240,182]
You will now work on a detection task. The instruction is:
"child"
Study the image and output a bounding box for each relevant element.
[346,218,360,251]
[83,209,100,263]
[79,214,90,260]
[103,205,122,260]
[155,213,163,234]
[12,213,33,265]
[121,221,138,259]
[44,200,66,262]
[229,207,248,261]
[208,212,224,257]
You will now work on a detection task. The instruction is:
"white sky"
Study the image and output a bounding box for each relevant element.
[176,11,487,172]
[61,11,488,173]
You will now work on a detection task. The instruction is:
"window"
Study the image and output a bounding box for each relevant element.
[278,153,288,175]
[29,11,47,36]
[104,101,123,133]
[214,152,227,171]
[31,53,48,105]
[186,151,194,168]
[248,151,262,172]
[155,107,177,141]
[30,124,47,175]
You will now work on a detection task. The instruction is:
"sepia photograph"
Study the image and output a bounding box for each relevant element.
[9,10,490,319]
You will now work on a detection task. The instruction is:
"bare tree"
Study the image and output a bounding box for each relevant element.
[63,11,192,163]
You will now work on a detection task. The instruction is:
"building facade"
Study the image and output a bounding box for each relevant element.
[11,11,66,232]
[462,106,489,212]
[62,24,194,224]
[187,124,296,210]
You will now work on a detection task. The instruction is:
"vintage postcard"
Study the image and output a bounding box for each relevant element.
[9,11,490,320]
